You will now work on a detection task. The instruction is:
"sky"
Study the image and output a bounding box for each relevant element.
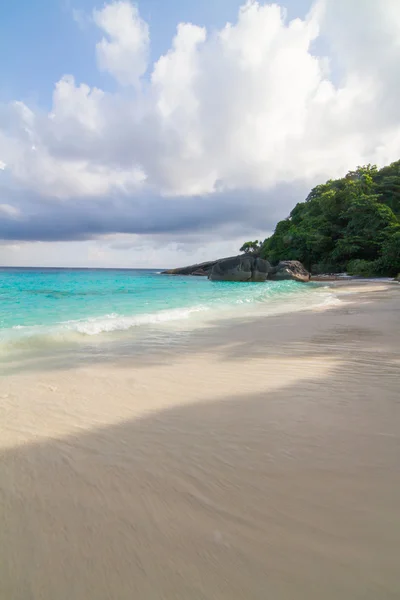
[0,0,400,268]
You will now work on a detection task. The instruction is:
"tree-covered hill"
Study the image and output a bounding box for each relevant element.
[253,161,400,277]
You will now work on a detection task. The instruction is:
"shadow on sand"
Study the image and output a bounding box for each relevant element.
[1,289,400,599]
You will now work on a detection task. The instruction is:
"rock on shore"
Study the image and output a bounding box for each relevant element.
[208,255,271,282]
[269,261,311,283]
[161,260,219,277]
[162,256,310,283]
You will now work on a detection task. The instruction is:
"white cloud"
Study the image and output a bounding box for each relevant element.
[94,1,149,86]
[0,204,20,217]
[0,78,146,198]
[0,0,400,266]
[0,235,252,268]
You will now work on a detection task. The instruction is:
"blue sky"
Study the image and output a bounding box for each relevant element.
[0,0,399,267]
[0,0,312,105]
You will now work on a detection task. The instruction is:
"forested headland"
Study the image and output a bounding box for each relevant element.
[241,161,400,277]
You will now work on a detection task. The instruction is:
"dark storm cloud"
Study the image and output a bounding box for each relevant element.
[0,183,306,243]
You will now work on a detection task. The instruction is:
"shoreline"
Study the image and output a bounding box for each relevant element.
[1,281,400,599]
[2,278,397,361]
[0,278,333,362]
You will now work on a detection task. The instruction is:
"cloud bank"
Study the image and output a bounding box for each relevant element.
[1,0,400,261]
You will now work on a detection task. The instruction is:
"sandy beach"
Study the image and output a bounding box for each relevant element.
[1,281,400,599]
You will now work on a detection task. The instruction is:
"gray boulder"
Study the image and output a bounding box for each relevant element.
[161,259,220,276]
[252,257,271,281]
[269,260,310,282]
[208,255,271,282]
[161,255,309,283]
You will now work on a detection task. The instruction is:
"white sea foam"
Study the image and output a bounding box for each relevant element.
[0,306,209,346]
[63,306,209,335]
[310,293,343,311]
[1,285,342,353]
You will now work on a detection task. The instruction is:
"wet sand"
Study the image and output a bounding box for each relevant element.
[1,282,400,599]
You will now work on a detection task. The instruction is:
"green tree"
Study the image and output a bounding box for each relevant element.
[378,229,400,276]
[240,240,262,255]
[252,162,400,276]
[374,160,400,217]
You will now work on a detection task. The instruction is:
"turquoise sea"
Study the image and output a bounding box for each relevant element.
[0,268,335,357]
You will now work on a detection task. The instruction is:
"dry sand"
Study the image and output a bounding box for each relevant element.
[1,282,400,599]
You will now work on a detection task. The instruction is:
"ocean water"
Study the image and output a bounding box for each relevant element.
[0,267,335,355]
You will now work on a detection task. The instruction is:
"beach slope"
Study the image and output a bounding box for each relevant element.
[1,282,400,599]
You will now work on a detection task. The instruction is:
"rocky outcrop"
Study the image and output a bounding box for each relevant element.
[252,257,271,282]
[162,256,310,283]
[208,255,271,282]
[269,260,311,282]
[161,260,219,276]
